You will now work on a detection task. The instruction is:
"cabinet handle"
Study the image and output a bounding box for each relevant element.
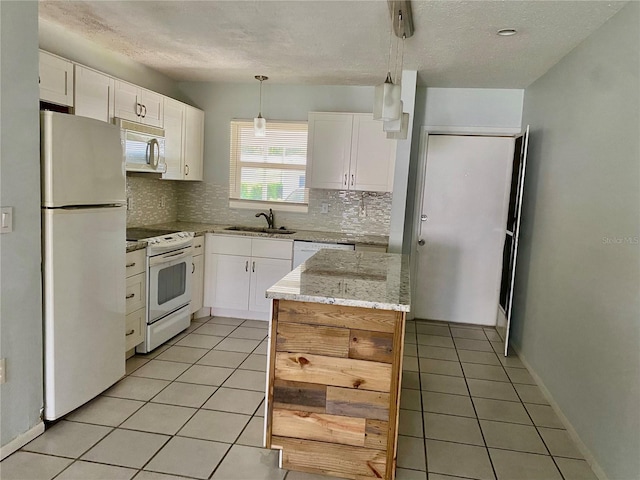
[126,293,135,299]
[126,262,136,268]
[252,261,255,273]
[141,104,147,118]
[185,164,190,176]
[136,103,142,116]
[194,244,201,249]
[351,174,355,186]
[192,262,195,274]
[126,329,135,336]
[344,173,347,186]
[245,260,249,272]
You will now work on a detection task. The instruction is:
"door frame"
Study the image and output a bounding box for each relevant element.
[409,125,522,321]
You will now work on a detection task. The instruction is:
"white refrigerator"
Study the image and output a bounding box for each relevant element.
[41,111,126,420]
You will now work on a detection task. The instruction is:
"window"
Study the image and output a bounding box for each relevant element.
[230,120,308,211]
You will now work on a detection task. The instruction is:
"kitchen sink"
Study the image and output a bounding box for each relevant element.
[225,226,296,235]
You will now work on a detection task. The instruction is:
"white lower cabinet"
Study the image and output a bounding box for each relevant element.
[204,234,293,320]
[191,236,205,315]
[125,249,146,355]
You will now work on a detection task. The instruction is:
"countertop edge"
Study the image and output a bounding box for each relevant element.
[265,291,410,312]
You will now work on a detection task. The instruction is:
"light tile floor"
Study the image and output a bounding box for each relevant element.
[1,318,597,480]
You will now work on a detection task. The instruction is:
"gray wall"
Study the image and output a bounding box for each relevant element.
[39,18,182,100]
[512,3,640,479]
[0,0,43,449]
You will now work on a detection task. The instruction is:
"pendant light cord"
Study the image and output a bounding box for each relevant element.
[394,11,403,86]
[259,79,263,117]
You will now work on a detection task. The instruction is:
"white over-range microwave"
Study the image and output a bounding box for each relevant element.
[115,118,167,174]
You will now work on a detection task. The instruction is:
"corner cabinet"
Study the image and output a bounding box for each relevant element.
[163,98,204,181]
[39,50,74,107]
[204,234,293,321]
[307,112,396,193]
[114,80,163,127]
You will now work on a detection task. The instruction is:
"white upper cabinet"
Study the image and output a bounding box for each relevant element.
[74,65,114,123]
[184,105,204,181]
[162,98,204,181]
[307,113,353,189]
[39,51,74,107]
[163,97,185,180]
[307,112,396,193]
[350,114,396,192]
[114,80,163,127]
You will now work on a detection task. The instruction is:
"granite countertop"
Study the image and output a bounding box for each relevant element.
[131,221,389,247]
[266,249,410,312]
[126,240,147,253]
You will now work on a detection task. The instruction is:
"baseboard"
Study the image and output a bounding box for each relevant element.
[193,307,211,319]
[210,307,269,321]
[511,345,609,480]
[0,422,45,460]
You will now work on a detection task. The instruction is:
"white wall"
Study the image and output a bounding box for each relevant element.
[512,3,639,479]
[0,0,44,452]
[39,18,182,99]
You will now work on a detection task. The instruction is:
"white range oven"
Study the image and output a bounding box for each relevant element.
[126,228,194,353]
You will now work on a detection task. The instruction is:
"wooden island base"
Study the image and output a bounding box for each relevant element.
[264,299,406,480]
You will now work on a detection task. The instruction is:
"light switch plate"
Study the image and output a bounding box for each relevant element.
[321,203,329,214]
[0,358,6,384]
[1,207,13,233]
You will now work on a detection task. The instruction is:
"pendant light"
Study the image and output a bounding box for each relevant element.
[254,75,268,137]
[384,34,406,133]
[373,12,401,121]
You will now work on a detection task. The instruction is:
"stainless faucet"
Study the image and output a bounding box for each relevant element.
[255,208,274,229]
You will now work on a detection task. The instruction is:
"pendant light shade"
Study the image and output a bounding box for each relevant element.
[383,101,404,132]
[254,75,268,137]
[374,73,402,121]
[386,113,410,140]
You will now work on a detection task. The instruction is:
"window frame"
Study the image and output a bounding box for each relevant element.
[229,119,309,212]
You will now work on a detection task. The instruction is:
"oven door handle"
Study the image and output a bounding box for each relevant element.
[149,249,191,266]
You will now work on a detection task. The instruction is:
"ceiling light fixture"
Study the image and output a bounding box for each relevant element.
[497,28,517,36]
[374,1,413,123]
[254,75,268,137]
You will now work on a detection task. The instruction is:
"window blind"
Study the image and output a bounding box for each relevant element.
[230,120,308,205]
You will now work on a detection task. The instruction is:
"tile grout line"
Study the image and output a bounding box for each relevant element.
[412,320,429,477]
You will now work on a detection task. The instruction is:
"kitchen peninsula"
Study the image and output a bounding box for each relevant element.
[264,249,410,480]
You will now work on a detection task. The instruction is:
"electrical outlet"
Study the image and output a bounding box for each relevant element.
[359,204,367,218]
[1,207,13,234]
[160,197,166,208]
[0,358,6,384]
[127,197,133,211]
[321,203,329,214]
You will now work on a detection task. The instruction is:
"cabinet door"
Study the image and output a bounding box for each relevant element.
[191,254,204,314]
[163,97,185,180]
[350,114,396,192]
[114,80,140,122]
[206,254,251,310]
[74,65,114,123]
[249,257,292,313]
[140,89,164,127]
[125,309,145,351]
[184,105,204,181]
[307,113,353,190]
[39,51,74,106]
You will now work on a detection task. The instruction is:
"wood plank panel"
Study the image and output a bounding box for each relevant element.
[275,352,392,393]
[274,436,387,479]
[278,300,396,333]
[273,379,326,414]
[272,409,366,447]
[277,322,349,357]
[385,312,406,480]
[364,419,388,450]
[265,299,279,449]
[349,329,394,363]
[326,387,389,421]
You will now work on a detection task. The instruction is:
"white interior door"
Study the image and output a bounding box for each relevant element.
[414,135,515,325]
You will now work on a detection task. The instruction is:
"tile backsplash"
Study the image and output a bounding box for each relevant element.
[177,182,391,236]
[126,177,392,236]
[126,175,179,227]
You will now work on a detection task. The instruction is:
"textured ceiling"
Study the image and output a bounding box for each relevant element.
[38,0,627,88]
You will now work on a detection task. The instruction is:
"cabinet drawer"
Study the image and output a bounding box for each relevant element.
[251,238,293,260]
[126,272,146,314]
[126,249,145,277]
[192,235,205,256]
[207,234,252,256]
[125,308,145,351]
